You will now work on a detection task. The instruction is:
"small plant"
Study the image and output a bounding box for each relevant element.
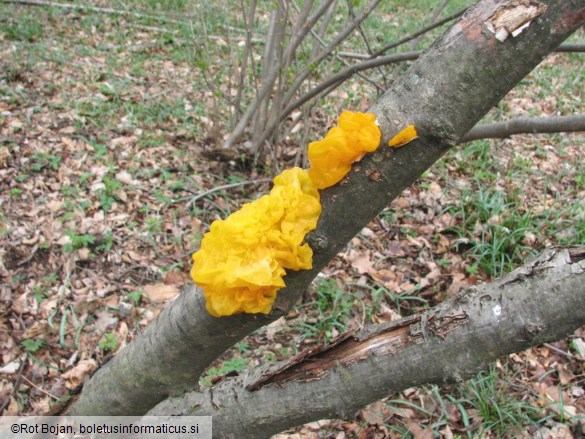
[21,338,45,353]
[98,175,122,213]
[32,285,47,302]
[96,230,114,252]
[63,230,96,253]
[98,332,119,353]
[127,290,144,305]
[295,279,353,342]
[30,152,62,172]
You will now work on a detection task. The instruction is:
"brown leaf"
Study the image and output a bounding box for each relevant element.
[447,272,467,297]
[61,359,97,389]
[406,420,433,439]
[163,270,187,287]
[343,250,376,275]
[556,363,574,385]
[360,401,390,425]
[143,283,180,303]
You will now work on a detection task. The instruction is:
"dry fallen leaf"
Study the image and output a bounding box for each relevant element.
[61,359,97,389]
[360,401,390,425]
[143,283,180,303]
[406,420,433,439]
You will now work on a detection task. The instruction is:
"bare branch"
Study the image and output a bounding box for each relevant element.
[342,41,585,59]
[556,42,585,52]
[233,0,257,119]
[409,0,451,50]
[183,178,272,205]
[462,115,585,142]
[284,52,420,117]
[280,0,383,107]
[371,6,467,58]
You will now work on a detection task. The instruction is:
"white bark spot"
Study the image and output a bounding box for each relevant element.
[493,304,502,317]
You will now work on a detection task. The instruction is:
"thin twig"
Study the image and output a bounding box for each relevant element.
[3,0,185,24]
[461,115,585,142]
[186,178,272,205]
[370,6,467,58]
[21,375,60,400]
[222,0,335,150]
[544,343,583,362]
[284,51,419,117]
[234,0,257,119]
[340,42,585,59]
[410,0,450,50]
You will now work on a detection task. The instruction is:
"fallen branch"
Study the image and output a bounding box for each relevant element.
[462,115,585,142]
[2,0,185,24]
[148,247,585,438]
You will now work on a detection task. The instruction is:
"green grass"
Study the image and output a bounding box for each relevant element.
[200,357,249,387]
[294,278,353,342]
[382,365,556,438]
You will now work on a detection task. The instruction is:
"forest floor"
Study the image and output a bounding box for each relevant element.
[0,1,584,438]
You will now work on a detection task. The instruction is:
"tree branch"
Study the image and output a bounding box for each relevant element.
[370,6,468,57]
[65,0,585,417]
[462,115,585,142]
[148,246,585,438]
[2,0,185,24]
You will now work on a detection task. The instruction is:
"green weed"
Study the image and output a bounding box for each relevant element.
[200,357,249,387]
[295,279,353,342]
[63,230,96,253]
[127,290,145,305]
[1,17,44,42]
[98,332,119,353]
[21,338,46,353]
[30,152,62,172]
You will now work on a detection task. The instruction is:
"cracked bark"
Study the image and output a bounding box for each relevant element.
[148,247,585,438]
[65,0,585,417]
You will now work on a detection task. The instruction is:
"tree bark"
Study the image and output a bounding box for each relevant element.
[148,247,585,438]
[66,0,585,417]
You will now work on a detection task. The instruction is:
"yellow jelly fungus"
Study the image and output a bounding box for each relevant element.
[387,125,418,148]
[191,167,321,317]
[308,111,381,189]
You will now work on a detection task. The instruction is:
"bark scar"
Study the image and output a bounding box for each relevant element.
[245,310,470,391]
[245,315,421,391]
[485,0,547,42]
